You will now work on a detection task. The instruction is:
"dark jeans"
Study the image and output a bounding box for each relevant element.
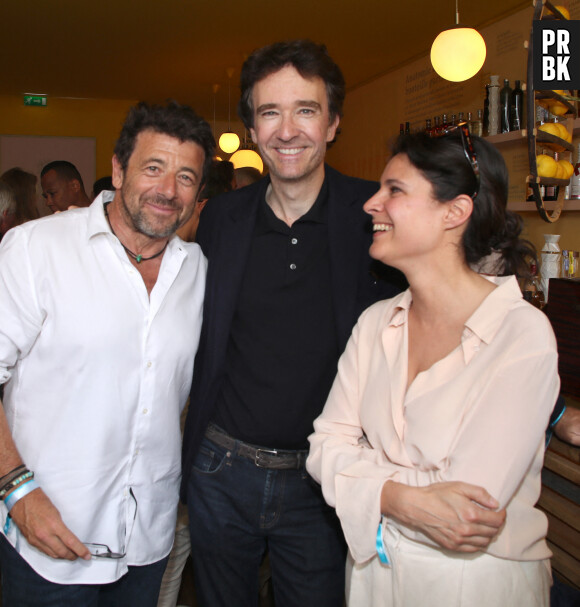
[0,534,169,607]
[188,433,347,607]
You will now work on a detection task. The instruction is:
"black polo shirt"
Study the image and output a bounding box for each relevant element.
[211,180,339,449]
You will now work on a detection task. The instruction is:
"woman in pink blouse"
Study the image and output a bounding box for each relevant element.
[307,125,559,606]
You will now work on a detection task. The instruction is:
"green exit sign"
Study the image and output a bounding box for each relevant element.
[23,95,47,106]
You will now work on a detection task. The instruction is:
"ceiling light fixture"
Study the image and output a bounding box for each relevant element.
[218,68,240,154]
[430,0,486,82]
[229,131,263,173]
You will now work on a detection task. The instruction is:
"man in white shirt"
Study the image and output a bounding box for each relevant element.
[0,101,214,607]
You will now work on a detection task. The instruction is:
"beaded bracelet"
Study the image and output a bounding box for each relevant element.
[0,465,27,487]
[0,471,34,499]
[4,479,40,512]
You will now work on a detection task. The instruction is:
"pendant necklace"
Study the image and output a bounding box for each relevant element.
[103,203,168,263]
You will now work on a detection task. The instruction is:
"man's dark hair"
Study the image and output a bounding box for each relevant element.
[199,160,234,200]
[238,40,345,133]
[40,160,85,189]
[92,176,114,198]
[114,101,216,184]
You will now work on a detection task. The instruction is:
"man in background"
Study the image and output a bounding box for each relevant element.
[40,160,91,212]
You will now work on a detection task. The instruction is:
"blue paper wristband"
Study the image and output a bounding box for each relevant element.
[376,520,389,565]
[4,479,40,512]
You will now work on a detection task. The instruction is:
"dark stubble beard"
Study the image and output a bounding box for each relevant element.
[120,187,182,239]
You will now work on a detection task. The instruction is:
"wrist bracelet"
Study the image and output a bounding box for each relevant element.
[0,465,27,486]
[0,471,34,499]
[4,479,40,512]
[550,405,566,429]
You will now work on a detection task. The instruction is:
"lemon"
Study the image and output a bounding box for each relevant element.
[538,122,561,137]
[554,122,570,140]
[548,100,569,116]
[558,159,574,179]
[554,164,566,179]
[536,154,558,178]
[553,5,570,19]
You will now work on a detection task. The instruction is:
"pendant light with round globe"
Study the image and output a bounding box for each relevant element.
[430,0,486,82]
[218,68,240,154]
[229,149,263,173]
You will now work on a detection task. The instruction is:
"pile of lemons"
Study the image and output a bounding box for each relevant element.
[536,154,574,179]
[537,121,572,142]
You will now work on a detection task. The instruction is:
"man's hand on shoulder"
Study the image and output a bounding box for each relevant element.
[9,488,91,561]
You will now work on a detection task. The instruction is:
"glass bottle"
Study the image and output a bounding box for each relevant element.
[470,109,483,137]
[405,122,410,135]
[500,78,512,133]
[483,85,490,135]
[488,76,500,136]
[433,115,442,135]
[399,123,405,135]
[511,80,524,131]
[540,234,561,302]
[570,143,580,199]
[425,118,432,135]
[522,263,545,309]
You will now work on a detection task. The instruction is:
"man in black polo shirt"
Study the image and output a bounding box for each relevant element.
[182,39,405,607]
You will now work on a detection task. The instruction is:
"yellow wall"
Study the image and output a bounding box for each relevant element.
[0,95,137,178]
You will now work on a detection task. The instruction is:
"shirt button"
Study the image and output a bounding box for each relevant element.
[289,263,297,270]
[147,361,152,368]
[291,238,298,245]
[142,408,148,415]
[134,449,139,456]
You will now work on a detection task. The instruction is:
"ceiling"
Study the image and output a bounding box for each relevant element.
[2,0,529,121]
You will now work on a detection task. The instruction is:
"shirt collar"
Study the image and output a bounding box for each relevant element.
[256,175,329,235]
[385,275,524,364]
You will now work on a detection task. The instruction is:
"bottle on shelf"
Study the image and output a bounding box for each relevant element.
[488,76,500,136]
[570,143,580,199]
[483,85,490,135]
[458,111,465,124]
[433,115,442,135]
[425,118,432,135]
[522,263,545,309]
[399,123,405,135]
[405,121,410,135]
[544,152,559,201]
[442,114,449,129]
[500,78,512,133]
[511,80,524,131]
[470,109,483,137]
[451,113,457,126]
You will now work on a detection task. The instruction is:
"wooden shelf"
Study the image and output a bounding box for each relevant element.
[508,199,580,212]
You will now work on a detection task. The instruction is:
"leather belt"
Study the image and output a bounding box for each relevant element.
[205,424,308,470]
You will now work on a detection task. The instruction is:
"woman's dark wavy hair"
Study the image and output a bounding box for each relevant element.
[238,39,345,142]
[114,101,216,184]
[392,131,536,277]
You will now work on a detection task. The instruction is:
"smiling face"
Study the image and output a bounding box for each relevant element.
[249,65,339,186]
[112,130,205,239]
[363,153,449,272]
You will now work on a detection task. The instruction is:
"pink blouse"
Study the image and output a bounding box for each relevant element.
[307,276,559,564]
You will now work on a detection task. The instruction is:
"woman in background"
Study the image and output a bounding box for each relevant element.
[307,127,559,606]
[0,168,40,234]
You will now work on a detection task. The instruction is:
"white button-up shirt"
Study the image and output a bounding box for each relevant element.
[0,192,206,584]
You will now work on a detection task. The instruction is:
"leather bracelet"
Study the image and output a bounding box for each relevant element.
[0,471,34,499]
[0,465,26,486]
[4,479,40,512]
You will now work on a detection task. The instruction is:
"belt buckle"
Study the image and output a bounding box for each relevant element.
[255,448,278,468]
